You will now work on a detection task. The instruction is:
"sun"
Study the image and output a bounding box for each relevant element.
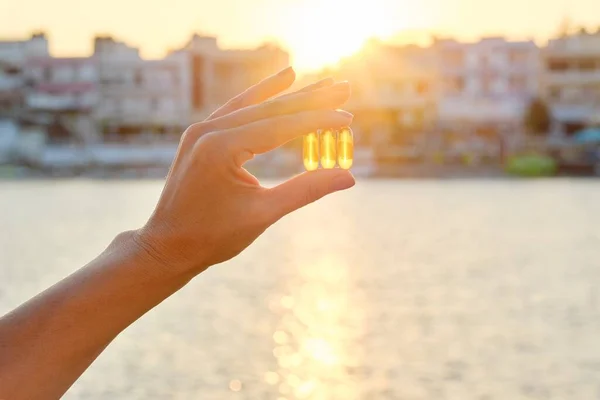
[281,0,398,72]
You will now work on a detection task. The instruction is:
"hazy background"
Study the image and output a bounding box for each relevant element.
[3,179,600,399]
[3,0,600,398]
[2,0,600,70]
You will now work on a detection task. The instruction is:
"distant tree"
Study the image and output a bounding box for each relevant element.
[524,98,552,136]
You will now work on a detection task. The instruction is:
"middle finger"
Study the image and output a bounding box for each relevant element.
[203,81,351,133]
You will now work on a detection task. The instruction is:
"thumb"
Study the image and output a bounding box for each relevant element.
[267,169,355,220]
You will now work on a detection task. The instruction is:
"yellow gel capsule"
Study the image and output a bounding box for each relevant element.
[337,127,354,170]
[320,129,337,169]
[302,132,319,171]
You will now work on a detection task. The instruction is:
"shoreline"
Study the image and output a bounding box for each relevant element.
[1,163,594,180]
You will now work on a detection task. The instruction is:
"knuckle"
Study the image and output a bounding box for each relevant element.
[194,131,228,162]
[229,91,252,110]
[189,121,211,136]
[196,131,221,151]
[231,94,247,108]
[305,183,322,205]
[263,99,287,115]
[181,122,210,147]
[269,92,308,115]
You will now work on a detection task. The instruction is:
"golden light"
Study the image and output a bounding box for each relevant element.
[228,379,242,392]
[302,337,338,366]
[281,0,400,71]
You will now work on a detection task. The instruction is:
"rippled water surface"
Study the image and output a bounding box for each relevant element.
[2,179,600,399]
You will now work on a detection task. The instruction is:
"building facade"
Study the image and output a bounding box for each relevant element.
[25,57,100,143]
[0,32,49,66]
[542,31,600,135]
[335,40,438,154]
[0,33,50,117]
[0,61,24,115]
[432,37,539,159]
[435,37,539,130]
[94,36,191,141]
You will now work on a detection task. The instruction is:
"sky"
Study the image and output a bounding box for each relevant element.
[1,0,600,71]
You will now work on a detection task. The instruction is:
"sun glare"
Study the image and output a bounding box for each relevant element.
[282,0,400,72]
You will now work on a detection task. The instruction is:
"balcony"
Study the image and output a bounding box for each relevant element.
[26,92,97,111]
[0,76,23,91]
[546,70,600,85]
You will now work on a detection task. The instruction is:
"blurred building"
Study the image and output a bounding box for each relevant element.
[542,30,600,135]
[183,34,289,120]
[93,36,191,142]
[432,37,539,159]
[338,41,438,152]
[434,37,539,132]
[24,57,100,144]
[0,32,49,118]
[0,60,24,115]
[0,32,49,65]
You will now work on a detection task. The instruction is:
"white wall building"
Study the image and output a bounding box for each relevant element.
[542,31,600,134]
[0,61,24,113]
[93,36,191,140]
[25,57,100,143]
[435,37,539,131]
[26,57,99,111]
[0,32,49,66]
[0,33,49,115]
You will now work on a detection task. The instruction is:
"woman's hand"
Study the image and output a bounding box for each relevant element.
[0,67,356,400]
[134,67,354,277]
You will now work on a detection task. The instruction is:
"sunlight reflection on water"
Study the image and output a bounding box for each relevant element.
[2,179,600,399]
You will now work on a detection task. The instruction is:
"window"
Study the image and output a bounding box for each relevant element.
[509,75,527,92]
[443,50,464,68]
[563,87,581,101]
[453,77,465,93]
[134,69,143,87]
[547,59,569,72]
[509,49,528,64]
[416,81,429,95]
[481,77,492,96]
[578,59,596,71]
[191,55,205,109]
[79,65,96,82]
[413,109,425,128]
[445,77,464,94]
[42,67,51,82]
[548,87,562,101]
[151,98,159,112]
[480,55,489,69]
[53,66,73,83]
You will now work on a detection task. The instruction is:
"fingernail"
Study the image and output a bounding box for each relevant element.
[277,66,294,76]
[331,81,350,91]
[336,110,354,119]
[315,77,335,87]
[331,173,355,191]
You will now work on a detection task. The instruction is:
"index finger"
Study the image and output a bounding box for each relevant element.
[222,110,353,165]
[207,66,296,120]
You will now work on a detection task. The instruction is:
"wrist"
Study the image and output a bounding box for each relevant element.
[110,230,196,283]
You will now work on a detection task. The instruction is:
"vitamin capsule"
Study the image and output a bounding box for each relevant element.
[320,129,337,169]
[302,132,320,171]
[337,127,354,170]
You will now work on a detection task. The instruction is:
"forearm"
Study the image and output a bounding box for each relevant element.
[0,230,192,400]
